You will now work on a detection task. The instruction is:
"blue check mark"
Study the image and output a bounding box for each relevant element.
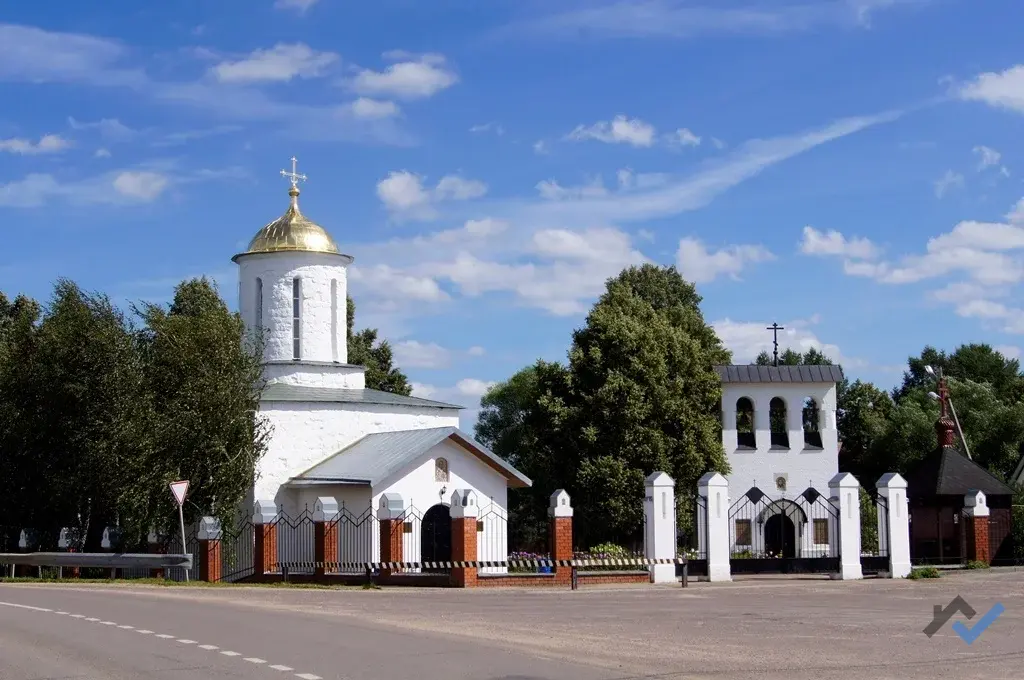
[952,603,1005,644]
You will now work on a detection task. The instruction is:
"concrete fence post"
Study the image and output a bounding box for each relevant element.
[57,527,82,579]
[964,490,991,564]
[197,517,222,582]
[549,489,573,585]
[312,497,339,577]
[876,473,911,578]
[18,529,38,578]
[378,493,405,578]
[101,527,122,579]
[698,473,731,582]
[828,472,863,580]
[253,499,278,577]
[450,489,479,587]
[644,472,676,584]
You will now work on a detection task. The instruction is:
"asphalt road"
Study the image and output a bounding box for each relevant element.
[1,569,1022,680]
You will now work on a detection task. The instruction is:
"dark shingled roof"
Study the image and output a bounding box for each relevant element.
[261,383,462,410]
[714,364,845,384]
[906,446,1014,498]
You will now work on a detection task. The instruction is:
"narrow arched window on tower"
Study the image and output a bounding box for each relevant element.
[292,277,301,360]
[331,279,338,362]
[255,278,263,330]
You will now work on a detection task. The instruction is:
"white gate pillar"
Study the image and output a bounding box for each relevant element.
[698,472,732,582]
[877,473,911,578]
[644,472,676,583]
[828,473,863,580]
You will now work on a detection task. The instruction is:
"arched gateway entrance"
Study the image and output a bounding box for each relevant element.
[421,504,452,572]
[764,513,797,558]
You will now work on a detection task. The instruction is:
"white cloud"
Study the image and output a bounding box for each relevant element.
[68,117,137,141]
[376,170,488,219]
[974,145,1001,170]
[410,379,494,429]
[350,110,899,321]
[348,264,450,303]
[211,43,338,83]
[435,176,488,201]
[536,177,609,200]
[799,226,880,259]
[803,197,1024,335]
[470,122,505,136]
[393,340,452,368]
[668,127,701,147]
[934,169,963,198]
[958,64,1024,115]
[467,346,486,357]
[533,140,549,155]
[348,97,400,119]
[567,115,656,147]
[0,134,71,154]
[712,317,861,368]
[95,148,111,158]
[349,52,458,100]
[676,237,774,284]
[502,0,924,40]
[274,0,320,14]
[112,171,169,200]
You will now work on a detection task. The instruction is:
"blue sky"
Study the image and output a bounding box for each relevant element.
[3,0,1024,428]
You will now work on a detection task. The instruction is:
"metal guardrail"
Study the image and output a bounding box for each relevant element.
[0,552,193,570]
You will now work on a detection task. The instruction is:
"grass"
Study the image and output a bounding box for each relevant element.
[0,576,357,590]
[907,566,942,579]
[964,560,990,569]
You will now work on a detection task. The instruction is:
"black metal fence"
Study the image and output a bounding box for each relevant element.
[860,490,889,574]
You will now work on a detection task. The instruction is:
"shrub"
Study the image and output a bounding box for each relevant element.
[907,566,941,579]
[964,560,990,569]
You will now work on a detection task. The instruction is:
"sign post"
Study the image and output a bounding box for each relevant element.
[169,480,190,582]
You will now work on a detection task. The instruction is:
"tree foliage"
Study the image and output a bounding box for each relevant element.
[346,296,411,395]
[0,278,269,550]
[476,264,730,549]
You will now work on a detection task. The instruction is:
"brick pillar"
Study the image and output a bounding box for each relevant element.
[450,489,479,587]
[197,517,222,582]
[147,530,166,579]
[964,490,991,563]
[549,490,574,585]
[313,497,339,577]
[57,528,81,579]
[253,499,278,577]
[378,493,405,577]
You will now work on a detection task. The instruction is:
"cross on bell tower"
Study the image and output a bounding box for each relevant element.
[280,156,307,189]
[766,322,785,366]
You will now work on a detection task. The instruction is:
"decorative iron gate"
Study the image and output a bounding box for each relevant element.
[860,491,889,574]
[218,518,255,583]
[728,486,840,574]
[679,493,708,577]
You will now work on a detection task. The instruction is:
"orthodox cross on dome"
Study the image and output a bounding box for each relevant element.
[766,322,785,367]
[280,156,307,190]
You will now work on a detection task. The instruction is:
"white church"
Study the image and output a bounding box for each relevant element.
[231,161,530,566]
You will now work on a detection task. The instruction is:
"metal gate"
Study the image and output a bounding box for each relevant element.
[860,491,889,574]
[728,486,840,574]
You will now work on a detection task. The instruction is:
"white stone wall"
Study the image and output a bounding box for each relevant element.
[256,401,460,503]
[720,382,839,496]
[263,362,366,389]
[237,251,351,366]
[374,439,510,574]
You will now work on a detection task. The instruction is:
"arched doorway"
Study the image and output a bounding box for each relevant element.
[764,513,797,558]
[421,504,452,573]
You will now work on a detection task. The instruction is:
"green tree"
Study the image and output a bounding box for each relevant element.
[346,296,411,395]
[136,278,272,540]
[894,344,1024,404]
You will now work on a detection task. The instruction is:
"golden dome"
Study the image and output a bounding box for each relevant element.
[232,185,352,263]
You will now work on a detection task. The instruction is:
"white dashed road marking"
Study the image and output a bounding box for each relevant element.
[0,601,323,679]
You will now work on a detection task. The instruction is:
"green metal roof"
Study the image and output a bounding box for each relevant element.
[261,383,462,410]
